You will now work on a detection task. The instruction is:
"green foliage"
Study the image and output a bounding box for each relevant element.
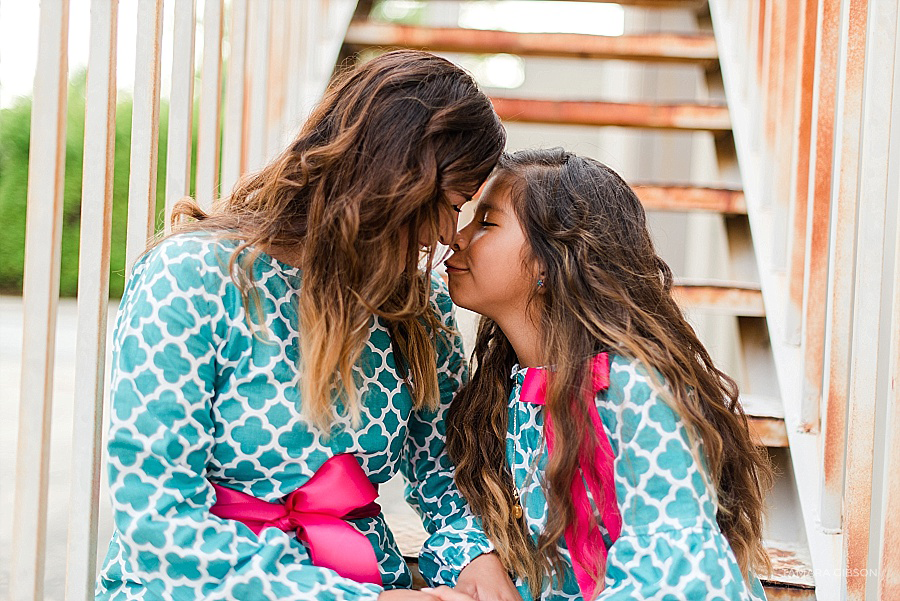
[0,70,173,297]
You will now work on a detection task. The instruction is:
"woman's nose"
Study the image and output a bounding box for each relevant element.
[438,214,458,246]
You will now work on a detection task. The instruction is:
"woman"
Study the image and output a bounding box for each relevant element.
[445,149,773,600]
[97,50,518,601]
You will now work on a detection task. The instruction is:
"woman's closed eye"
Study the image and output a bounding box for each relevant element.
[478,219,498,227]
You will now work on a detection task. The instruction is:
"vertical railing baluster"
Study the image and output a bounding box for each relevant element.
[819,0,869,534]
[246,0,271,172]
[196,0,224,210]
[125,0,164,272]
[784,0,820,346]
[221,0,249,197]
[842,2,899,597]
[266,0,288,159]
[879,155,900,599]
[10,1,70,599]
[165,0,198,230]
[64,2,119,599]
[284,0,307,146]
[800,0,842,434]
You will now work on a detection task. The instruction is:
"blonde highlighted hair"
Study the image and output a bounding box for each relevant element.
[165,50,505,430]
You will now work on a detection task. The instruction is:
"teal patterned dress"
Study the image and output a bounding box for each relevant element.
[96,232,493,600]
[507,355,768,600]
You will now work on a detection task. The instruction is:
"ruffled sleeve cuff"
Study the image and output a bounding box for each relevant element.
[415,515,496,586]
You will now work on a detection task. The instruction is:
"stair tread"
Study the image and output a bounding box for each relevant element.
[345,21,718,64]
[633,184,746,214]
[491,96,731,131]
[762,540,816,589]
[673,280,765,317]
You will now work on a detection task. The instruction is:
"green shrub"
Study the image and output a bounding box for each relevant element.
[0,70,178,298]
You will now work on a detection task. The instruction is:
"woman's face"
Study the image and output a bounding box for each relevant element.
[444,176,538,321]
[417,191,471,249]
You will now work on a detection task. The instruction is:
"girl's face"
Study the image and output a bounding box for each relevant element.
[444,176,539,321]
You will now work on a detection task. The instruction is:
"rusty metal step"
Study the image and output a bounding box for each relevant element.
[741,394,789,448]
[488,0,709,7]
[762,540,817,600]
[634,184,746,214]
[674,279,764,317]
[345,21,718,65]
[491,97,731,131]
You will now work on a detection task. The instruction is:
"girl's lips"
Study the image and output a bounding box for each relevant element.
[444,262,469,274]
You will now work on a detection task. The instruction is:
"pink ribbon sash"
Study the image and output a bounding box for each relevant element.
[209,453,382,585]
[519,352,623,597]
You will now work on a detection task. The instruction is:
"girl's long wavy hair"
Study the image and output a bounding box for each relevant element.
[165,50,505,430]
[447,148,773,594]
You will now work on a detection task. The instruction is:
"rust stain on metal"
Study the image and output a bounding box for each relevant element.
[345,21,718,64]
[787,0,821,326]
[748,417,789,447]
[491,97,731,132]
[633,184,746,214]
[764,0,781,148]
[801,0,841,432]
[757,0,767,79]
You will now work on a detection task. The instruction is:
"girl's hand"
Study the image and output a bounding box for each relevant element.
[453,553,520,601]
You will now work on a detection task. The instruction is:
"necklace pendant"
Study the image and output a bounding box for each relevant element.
[512,503,523,520]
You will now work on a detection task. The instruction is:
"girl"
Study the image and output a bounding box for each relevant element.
[445,149,773,600]
[97,51,520,601]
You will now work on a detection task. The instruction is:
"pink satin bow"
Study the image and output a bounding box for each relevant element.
[209,453,382,585]
[519,352,623,597]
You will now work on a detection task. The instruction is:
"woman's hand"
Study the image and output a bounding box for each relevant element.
[378,590,445,601]
[452,553,520,601]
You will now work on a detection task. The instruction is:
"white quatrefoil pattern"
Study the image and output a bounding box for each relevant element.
[506,356,769,600]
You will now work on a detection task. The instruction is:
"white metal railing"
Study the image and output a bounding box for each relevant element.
[709,0,900,599]
[10,2,357,600]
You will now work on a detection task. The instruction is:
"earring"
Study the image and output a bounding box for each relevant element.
[537,278,544,287]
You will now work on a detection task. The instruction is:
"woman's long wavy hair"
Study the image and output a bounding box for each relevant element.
[447,149,773,594]
[165,50,505,430]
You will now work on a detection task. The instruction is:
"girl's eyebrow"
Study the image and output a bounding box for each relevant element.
[477,201,503,214]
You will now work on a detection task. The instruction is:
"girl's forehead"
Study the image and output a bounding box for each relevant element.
[478,176,515,211]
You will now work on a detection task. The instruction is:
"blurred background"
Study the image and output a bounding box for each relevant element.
[3,1,900,600]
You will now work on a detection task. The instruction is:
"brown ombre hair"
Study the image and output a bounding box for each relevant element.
[167,50,505,430]
[447,148,772,594]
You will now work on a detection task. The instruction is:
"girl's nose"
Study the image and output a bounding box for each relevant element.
[451,226,469,252]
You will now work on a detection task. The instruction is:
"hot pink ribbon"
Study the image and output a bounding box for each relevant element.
[519,352,623,597]
[209,453,382,585]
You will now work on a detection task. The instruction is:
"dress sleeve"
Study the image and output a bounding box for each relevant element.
[594,358,767,601]
[102,239,383,601]
[398,274,494,586]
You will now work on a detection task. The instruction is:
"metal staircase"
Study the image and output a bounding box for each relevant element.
[341,1,816,598]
